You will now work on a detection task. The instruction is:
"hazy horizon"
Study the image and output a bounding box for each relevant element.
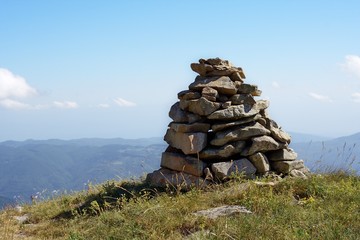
[1,1,360,141]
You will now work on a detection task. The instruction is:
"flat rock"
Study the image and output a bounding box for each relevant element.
[199,141,246,160]
[191,58,246,79]
[289,169,308,179]
[169,122,210,133]
[230,94,256,105]
[169,102,202,123]
[238,84,261,96]
[178,90,201,101]
[211,158,256,180]
[271,160,305,174]
[248,152,270,173]
[202,87,219,102]
[189,76,237,95]
[248,135,285,155]
[267,148,298,161]
[268,120,291,144]
[193,205,252,219]
[208,100,269,120]
[164,129,207,154]
[146,168,208,189]
[161,152,207,177]
[211,114,261,132]
[210,122,271,146]
[180,97,221,116]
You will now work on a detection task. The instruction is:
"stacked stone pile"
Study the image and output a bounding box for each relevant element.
[146,58,309,188]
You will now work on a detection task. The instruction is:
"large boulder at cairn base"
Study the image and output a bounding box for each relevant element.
[248,152,270,173]
[271,160,305,174]
[164,129,207,154]
[160,152,206,177]
[211,159,256,180]
[146,168,209,189]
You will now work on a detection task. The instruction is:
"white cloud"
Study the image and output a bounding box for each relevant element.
[272,81,280,88]
[0,68,37,99]
[98,104,110,108]
[308,92,333,103]
[53,101,79,109]
[113,97,137,107]
[352,92,360,103]
[0,99,32,110]
[341,55,360,79]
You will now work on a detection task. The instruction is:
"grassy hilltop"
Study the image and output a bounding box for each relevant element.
[1,172,359,240]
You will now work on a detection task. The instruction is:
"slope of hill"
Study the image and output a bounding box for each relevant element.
[0,173,359,239]
[0,138,166,203]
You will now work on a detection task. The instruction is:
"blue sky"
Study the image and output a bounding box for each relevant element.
[1,1,360,141]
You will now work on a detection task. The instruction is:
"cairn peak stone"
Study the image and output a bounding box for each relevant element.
[210,122,271,146]
[192,58,246,79]
[208,100,269,120]
[190,76,237,95]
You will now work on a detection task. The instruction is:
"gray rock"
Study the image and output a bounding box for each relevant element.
[164,129,207,154]
[221,101,232,108]
[193,205,252,219]
[230,94,256,105]
[169,122,210,133]
[169,102,202,123]
[189,76,237,95]
[271,160,305,174]
[210,122,271,146]
[178,90,201,101]
[211,158,256,180]
[180,97,221,116]
[268,120,291,144]
[248,135,285,155]
[248,152,270,173]
[267,148,297,161]
[289,169,308,179]
[160,152,206,177]
[146,168,208,189]
[201,87,219,102]
[211,114,261,132]
[199,141,246,160]
[208,100,269,120]
[229,72,244,82]
[237,84,259,95]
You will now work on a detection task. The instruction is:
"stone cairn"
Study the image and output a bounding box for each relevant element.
[146,58,309,188]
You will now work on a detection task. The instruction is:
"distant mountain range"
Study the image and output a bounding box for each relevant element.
[0,137,165,208]
[1,133,359,209]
